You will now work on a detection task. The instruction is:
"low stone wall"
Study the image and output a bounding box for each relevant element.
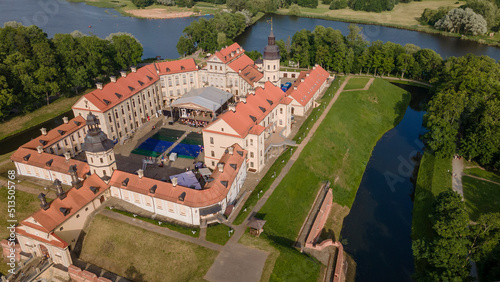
[68,265,112,282]
[305,189,333,248]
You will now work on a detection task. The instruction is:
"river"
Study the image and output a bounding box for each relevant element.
[0,1,492,280]
[339,84,429,281]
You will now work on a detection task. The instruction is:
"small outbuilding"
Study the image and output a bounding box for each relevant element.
[247,217,266,237]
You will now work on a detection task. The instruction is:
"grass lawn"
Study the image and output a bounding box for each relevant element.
[233,147,293,225]
[80,215,217,281]
[234,77,345,226]
[108,208,200,237]
[411,152,452,241]
[464,167,500,183]
[205,223,232,245]
[463,176,500,221]
[0,188,44,276]
[254,78,409,280]
[0,95,81,141]
[343,77,370,90]
[278,1,463,28]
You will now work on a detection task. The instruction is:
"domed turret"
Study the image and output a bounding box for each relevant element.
[83,113,116,180]
[263,22,281,86]
[82,113,115,153]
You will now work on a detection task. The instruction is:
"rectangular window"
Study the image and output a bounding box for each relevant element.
[250,139,253,146]
[211,151,215,157]
[250,152,254,158]
[210,137,214,144]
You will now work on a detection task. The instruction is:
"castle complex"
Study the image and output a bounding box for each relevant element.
[6,30,333,271]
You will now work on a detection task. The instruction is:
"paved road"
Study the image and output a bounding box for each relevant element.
[452,157,464,197]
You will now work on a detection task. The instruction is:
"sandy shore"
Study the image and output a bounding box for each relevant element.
[126,9,198,19]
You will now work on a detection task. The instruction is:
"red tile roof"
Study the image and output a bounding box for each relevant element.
[204,82,288,138]
[74,65,159,113]
[238,64,264,86]
[154,59,198,75]
[286,66,329,106]
[21,174,108,233]
[227,54,254,73]
[11,148,89,179]
[214,43,245,64]
[109,144,247,208]
[21,116,86,150]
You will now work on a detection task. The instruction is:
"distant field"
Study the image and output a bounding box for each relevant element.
[80,215,217,281]
[278,0,463,28]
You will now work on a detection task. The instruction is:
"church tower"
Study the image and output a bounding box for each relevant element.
[82,113,116,180]
[263,23,281,87]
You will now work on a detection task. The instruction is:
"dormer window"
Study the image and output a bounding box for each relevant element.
[103,99,111,105]
[138,80,144,86]
[23,154,31,161]
[59,208,70,216]
[128,86,135,91]
[115,93,122,99]
[178,192,186,201]
[122,178,129,186]
[89,186,99,194]
[46,159,53,167]
[58,130,65,135]
[220,181,228,188]
[181,66,185,70]
[166,68,170,72]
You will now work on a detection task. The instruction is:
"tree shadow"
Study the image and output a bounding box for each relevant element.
[124,265,146,282]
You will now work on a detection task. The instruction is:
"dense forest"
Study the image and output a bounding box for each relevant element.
[413,191,500,281]
[177,12,247,55]
[0,22,143,120]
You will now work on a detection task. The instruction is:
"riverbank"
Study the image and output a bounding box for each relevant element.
[66,0,221,19]
[255,78,410,280]
[273,2,500,48]
[0,95,81,142]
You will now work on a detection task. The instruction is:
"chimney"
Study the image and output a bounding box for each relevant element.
[38,193,50,210]
[228,103,236,112]
[217,163,224,173]
[313,65,317,70]
[110,76,117,83]
[120,70,127,78]
[228,146,234,155]
[63,117,69,124]
[40,128,47,136]
[54,179,66,200]
[240,96,247,103]
[36,146,44,154]
[294,86,298,90]
[306,73,310,77]
[301,78,305,83]
[64,151,71,161]
[131,66,137,73]
[172,177,178,187]
[237,49,240,54]
[96,82,103,90]
[137,169,144,179]
[69,165,82,189]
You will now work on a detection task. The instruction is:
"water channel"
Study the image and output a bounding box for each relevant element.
[0,1,492,280]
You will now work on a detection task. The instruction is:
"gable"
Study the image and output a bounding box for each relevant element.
[205,118,239,136]
[72,97,100,112]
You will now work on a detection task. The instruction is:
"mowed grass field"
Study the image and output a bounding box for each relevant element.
[463,176,500,221]
[254,78,410,280]
[205,224,232,245]
[0,189,42,276]
[80,215,218,281]
[343,77,370,90]
[279,0,464,27]
[411,152,452,241]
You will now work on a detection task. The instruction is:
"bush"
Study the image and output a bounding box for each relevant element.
[132,0,154,8]
[289,3,301,15]
[297,0,319,8]
[177,0,194,7]
[156,0,175,5]
[330,0,347,9]
[322,0,332,4]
